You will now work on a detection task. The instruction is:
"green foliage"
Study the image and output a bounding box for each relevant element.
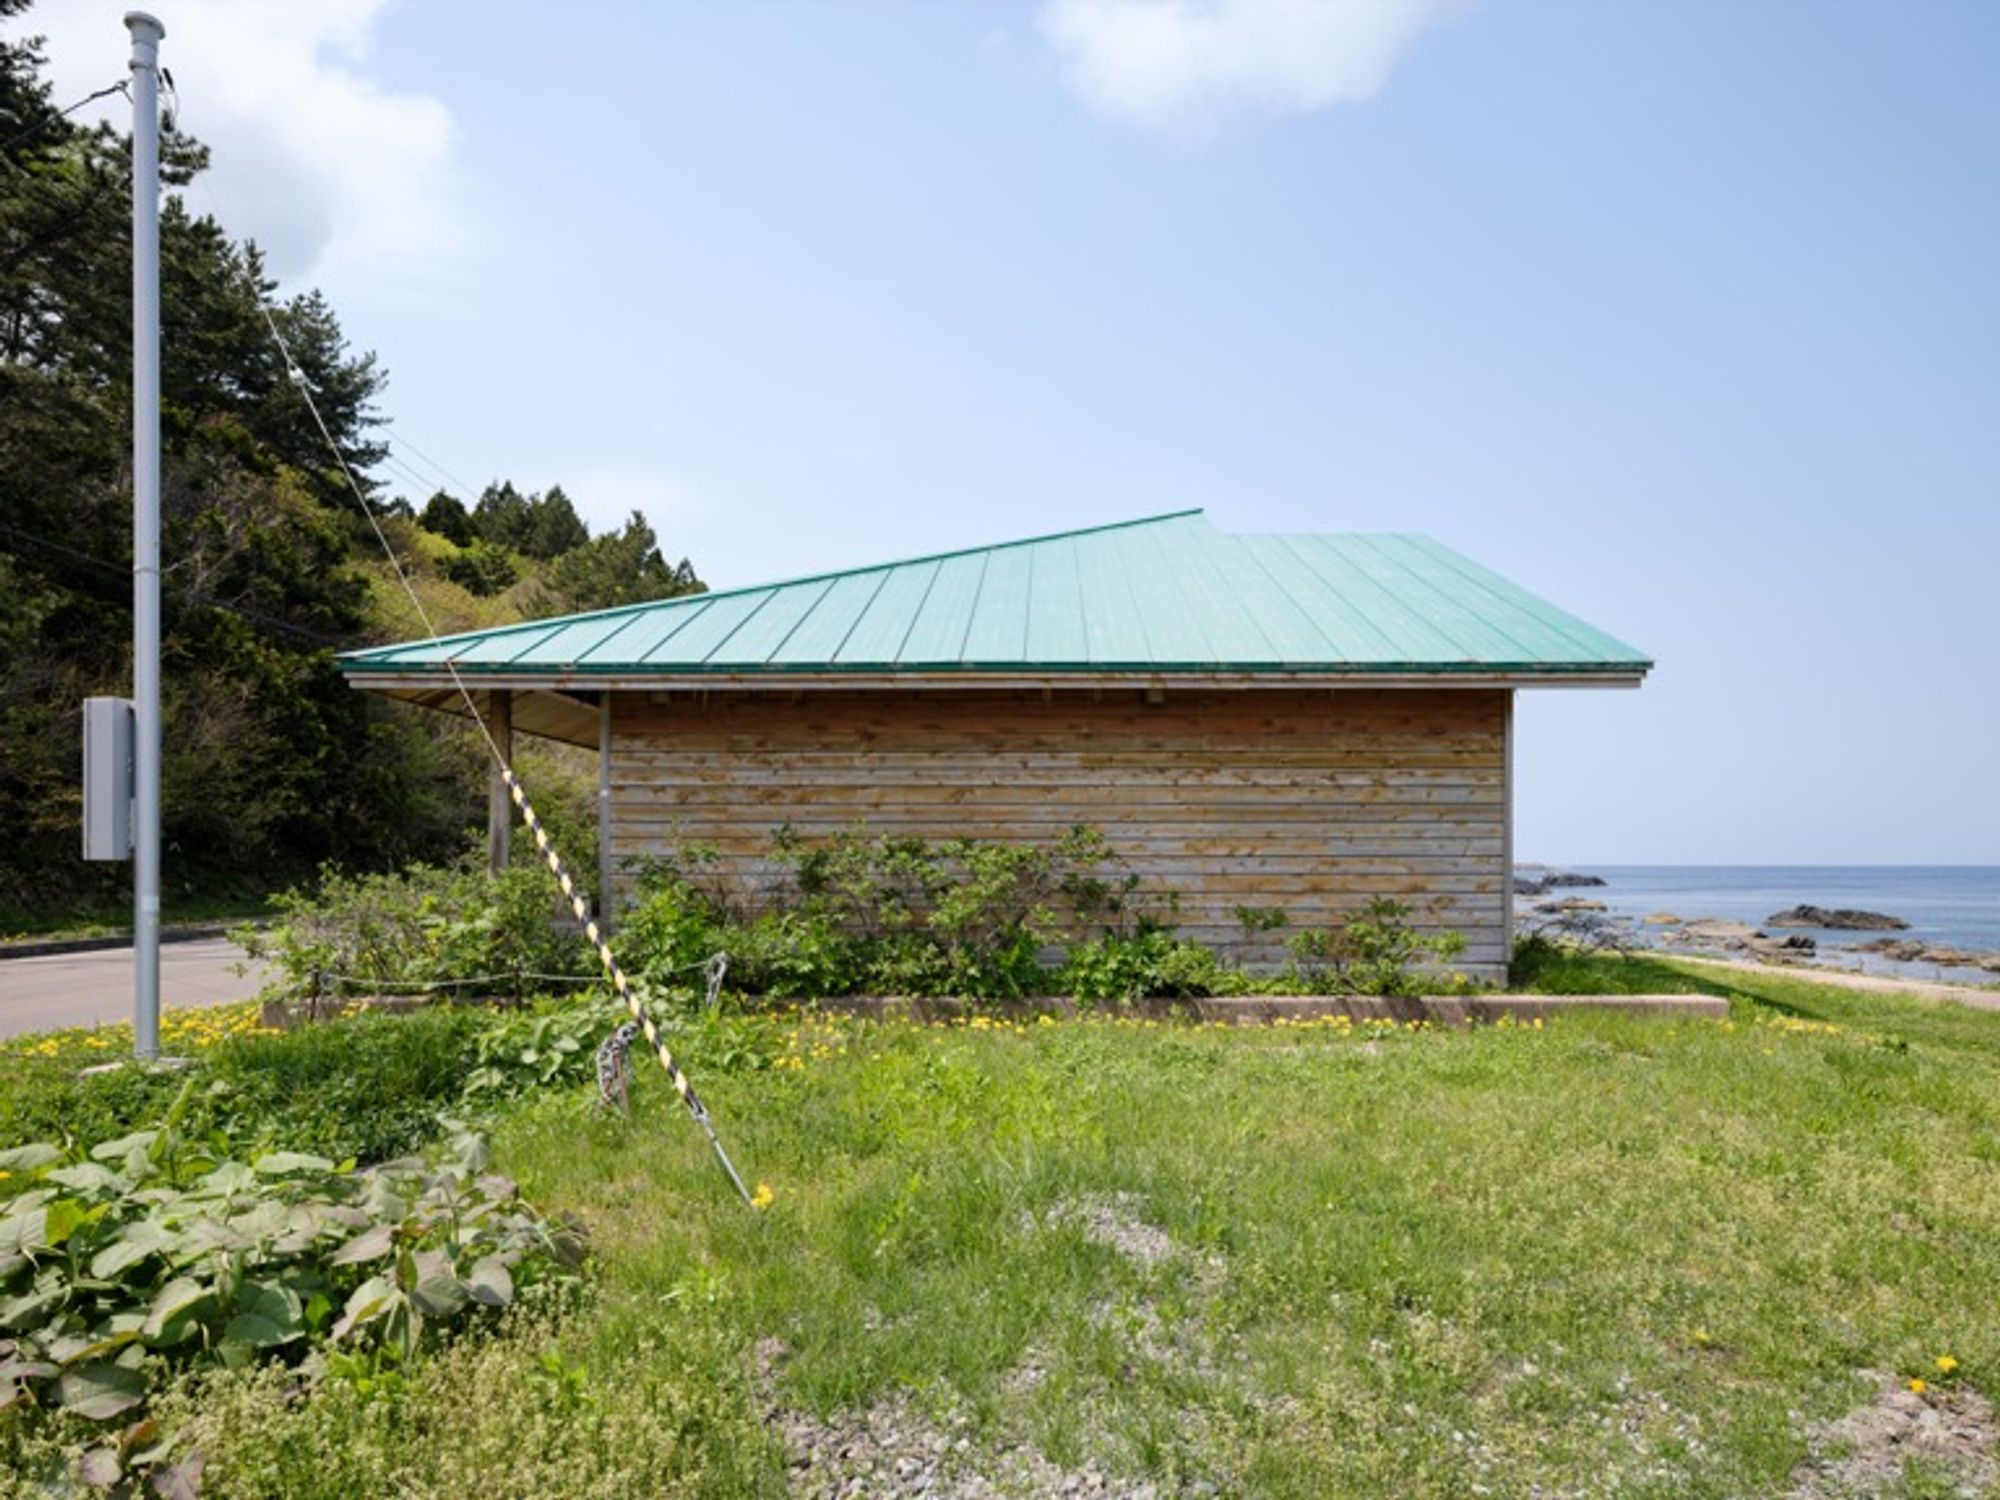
[436,538,518,597]
[415,491,473,547]
[463,999,619,1100]
[526,510,705,615]
[237,861,592,1004]
[622,825,1134,999]
[0,31,707,922]
[617,843,734,978]
[0,1006,495,1167]
[620,829,1481,1003]
[9,959,1982,1498]
[1284,896,1470,997]
[0,1107,581,1447]
[467,482,588,561]
[1061,924,1240,1004]
[0,31,476,914]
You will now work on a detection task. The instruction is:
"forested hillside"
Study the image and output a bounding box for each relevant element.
[0,2,703,927]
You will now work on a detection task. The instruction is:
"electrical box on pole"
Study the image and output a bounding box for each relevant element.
[82,697,136,861]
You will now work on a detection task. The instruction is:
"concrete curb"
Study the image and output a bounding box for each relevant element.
[0,924,239,962]
[258,990,1729,1030]
[796,993,1731,1025]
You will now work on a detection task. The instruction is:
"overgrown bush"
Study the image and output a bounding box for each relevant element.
[622,830,1480,1002]
[1284,897,1470,996]
[622,825,1135,999]
[239,860,593,1003]
[0,1100,582,1471]
[1061,924,1241,1004]
[462,996,625,1100]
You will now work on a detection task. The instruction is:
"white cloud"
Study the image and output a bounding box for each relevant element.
[8,0,461,287]
[1039,0,1463,131]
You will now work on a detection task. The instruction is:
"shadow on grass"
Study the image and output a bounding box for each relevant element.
[1511,940,1828,1019]
[1515,939,2000,1059]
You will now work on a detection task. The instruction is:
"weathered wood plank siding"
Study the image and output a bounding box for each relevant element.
[608,688,1511,980]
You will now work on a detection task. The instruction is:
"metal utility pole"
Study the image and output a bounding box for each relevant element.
[127,11,165,1060]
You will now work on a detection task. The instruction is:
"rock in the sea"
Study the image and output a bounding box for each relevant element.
[1643,911,1683,926]
[1853,936,2000,972]
[1766,905,1909,931]
[1512,868,1607,896]
[1852,937,1924,961]
[1678,919,1762,944]
[1545,897,1607,913]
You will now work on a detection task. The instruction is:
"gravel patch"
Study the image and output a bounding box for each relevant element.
[754,1196,1237,1496]
[1791,1372,1997,1498]
[755,1338,1160,1498]
[1044,1193,1178,1271]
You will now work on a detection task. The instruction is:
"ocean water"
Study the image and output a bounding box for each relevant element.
[1523,866,2000,981]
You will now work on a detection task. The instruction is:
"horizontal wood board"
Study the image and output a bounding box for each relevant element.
[608,688,1511,978]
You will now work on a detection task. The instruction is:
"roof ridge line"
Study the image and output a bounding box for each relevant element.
[339,509,1209,663]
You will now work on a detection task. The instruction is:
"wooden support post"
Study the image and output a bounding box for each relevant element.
[1502,689,1515,962]
[598,692,614,929]
[487,689,512,875]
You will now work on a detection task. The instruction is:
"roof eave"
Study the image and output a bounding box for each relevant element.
[341,664,1651,692]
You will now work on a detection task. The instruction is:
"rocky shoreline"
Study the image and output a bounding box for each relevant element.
[1766,905,1909,932]
[1516,872,2000,979]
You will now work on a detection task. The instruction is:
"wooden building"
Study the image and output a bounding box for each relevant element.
[339,512,1650,982]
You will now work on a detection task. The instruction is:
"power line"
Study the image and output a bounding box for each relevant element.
[0,79,129,155]
[381,425,484,502]
[376,449,455,503]
[0,519,349,646]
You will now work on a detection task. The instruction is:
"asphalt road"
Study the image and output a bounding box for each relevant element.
[0,939,267,1039]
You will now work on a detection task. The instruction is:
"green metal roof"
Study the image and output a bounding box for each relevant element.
[338,511,1651,681]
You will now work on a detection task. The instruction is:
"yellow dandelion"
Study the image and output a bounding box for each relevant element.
[750,1182,775,1210]
[1937,1355,1959,1375]
[1908,1378,1927,1395]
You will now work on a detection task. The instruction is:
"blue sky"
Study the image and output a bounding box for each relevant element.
[21,1,1999,864]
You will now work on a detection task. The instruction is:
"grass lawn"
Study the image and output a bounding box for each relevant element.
[9,957,2000,1497]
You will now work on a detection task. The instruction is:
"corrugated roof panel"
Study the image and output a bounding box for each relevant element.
[1023,538,1086,665]
[1116,521,1218,664]
[1204,538,1345,665]
[1355,535,1587,663]
[832,560,939,666]
[1343,535,1533,662]
[1153,522,1283,666]
[898,551,988,665]
[769,569,891,665]
[1229,536,1397,662]
[700,578,834,666]
[1071,530,1154,665]
[336,510,1652,679]
[1280,535,1473,662]
[527,611,647,667]
[445,621,569,666]
[577,596,711,666]
[639,590,772,665]
[1387,534,1650,665]
[960,546,1031,663]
